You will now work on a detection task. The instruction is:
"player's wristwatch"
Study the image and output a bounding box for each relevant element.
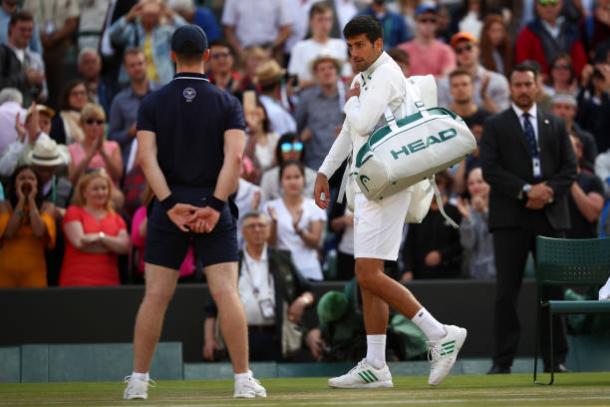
[519,183,532,200]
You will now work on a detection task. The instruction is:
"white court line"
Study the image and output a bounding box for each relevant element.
[6,395,609,407]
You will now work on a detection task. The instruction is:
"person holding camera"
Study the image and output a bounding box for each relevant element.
[0,164,56,287]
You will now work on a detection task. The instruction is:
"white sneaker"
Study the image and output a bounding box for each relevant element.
[234,375,267,398]
[328,359,393,389]
[123,376,155,400]
[427,325,468,386]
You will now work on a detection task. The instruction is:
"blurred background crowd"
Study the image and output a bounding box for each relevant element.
[0,0,609,363]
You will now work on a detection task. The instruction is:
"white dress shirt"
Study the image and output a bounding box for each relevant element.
[222,0,293,48]
[239,246,276,326]
[0,101,26,155]
[259,95,297,136]
[512,102,539,144]
[288,38,351,83]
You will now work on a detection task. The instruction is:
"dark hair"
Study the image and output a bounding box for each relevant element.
[255,97,271,133]
[260,81,281,94]
[434,170,454,194]
[479,14,512,75]
[9,10,33,28]
[275,133,305,165]
[175,52,203,65]
[60,79,87,111]
[7,165,44,209]
[209,39,235,55]
[343,16,383,43]
[309,2,332,19]
[387,47,409,66]
[510,62,539,82]
[279,160,305,180]
[449,68,474,81]
[548,53,575,86]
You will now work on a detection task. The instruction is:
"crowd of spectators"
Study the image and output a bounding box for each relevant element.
[0,0,609,361]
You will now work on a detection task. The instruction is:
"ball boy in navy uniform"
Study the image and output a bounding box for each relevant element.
[123,25,266,400]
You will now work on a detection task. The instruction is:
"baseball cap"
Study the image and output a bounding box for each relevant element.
[317,291,348,324]
[415,3,438,16]
[171,24,208,55]
[450,32,478,48]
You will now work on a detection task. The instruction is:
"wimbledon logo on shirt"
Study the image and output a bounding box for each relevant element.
[389,128,457,160]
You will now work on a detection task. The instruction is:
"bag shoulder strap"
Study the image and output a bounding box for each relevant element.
[384,77,429,127]
[429,175,459,229]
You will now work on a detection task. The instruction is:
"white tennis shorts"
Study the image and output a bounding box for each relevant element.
[353,188,412,261]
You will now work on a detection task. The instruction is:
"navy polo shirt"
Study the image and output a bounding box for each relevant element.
[137,72,245,188]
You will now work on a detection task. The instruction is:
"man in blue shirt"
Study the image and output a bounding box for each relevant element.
[124,25,267,401]
[360,0,412,50]
[0,0,42,53]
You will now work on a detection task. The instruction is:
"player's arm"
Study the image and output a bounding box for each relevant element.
[188,129,245,234]
[213,128,245,201]
[343,67,394,136]
[314,122,352,209]
[137,130,194,232]
[137,130,172,202]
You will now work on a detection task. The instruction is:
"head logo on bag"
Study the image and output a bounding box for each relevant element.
[390,128,457,160]
[359,175,371,192]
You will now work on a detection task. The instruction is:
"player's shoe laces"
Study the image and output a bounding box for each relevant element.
[234,374,267,398]
[328,359,393,388]
[427,325,468,386]
[123,375,156,400]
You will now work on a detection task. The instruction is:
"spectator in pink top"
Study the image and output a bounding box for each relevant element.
[67,103,123,185]
[131,186,195,280]
[397,3,456,78]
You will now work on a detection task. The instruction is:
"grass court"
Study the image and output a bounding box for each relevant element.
[1,373,609,406]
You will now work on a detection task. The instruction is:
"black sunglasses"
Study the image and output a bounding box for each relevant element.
[455,44,473,54]
[85,119,104,125]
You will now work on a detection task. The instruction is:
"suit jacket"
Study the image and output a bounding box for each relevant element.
[0,44,30,105]
[480,106,577,231]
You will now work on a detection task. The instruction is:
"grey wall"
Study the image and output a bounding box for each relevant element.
[0,280,538,363]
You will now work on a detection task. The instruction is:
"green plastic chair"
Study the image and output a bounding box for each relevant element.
[534,236,610,385]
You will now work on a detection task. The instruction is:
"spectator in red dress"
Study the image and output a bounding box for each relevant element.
[60,169,129,286]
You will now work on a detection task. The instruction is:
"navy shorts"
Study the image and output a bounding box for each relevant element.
[145,185,238,270]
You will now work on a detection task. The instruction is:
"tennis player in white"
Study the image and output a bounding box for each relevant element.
[314,16,467,388]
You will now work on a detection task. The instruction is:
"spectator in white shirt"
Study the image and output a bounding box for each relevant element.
[288,2,350,89]
[222,0,293,59]
[265,161,327,281]
[0,88,25,155]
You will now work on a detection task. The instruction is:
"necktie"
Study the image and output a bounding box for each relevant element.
[522,112,538,157]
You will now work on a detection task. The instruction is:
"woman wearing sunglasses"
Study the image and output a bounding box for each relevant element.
[264,160,327,281]
[67,103,123,185]
[259,133,317,202]
[544,53,579,97]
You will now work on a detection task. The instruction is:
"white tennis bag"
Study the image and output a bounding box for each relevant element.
[350,77,476,225]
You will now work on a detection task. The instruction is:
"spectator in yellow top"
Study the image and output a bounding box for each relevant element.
[0,164,56,287]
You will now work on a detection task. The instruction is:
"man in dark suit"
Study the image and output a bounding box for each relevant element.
[480,62,577,374]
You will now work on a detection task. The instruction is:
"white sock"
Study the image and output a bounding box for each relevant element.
[365,335,386,369]
[234,372,250,381]
[411,308,446,341]
[131,372,149,381]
